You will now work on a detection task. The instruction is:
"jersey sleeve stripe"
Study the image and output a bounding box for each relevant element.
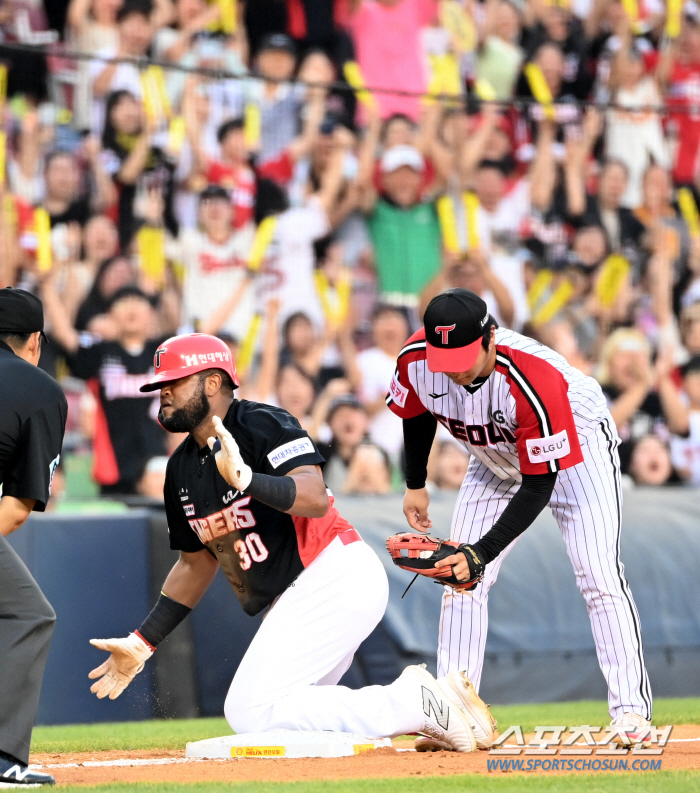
[397,341,427,360]
[496,352,558,474]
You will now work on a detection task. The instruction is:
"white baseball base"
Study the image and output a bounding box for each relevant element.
[185,730,392,759]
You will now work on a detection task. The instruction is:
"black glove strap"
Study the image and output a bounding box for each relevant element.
[138,593,192,648]
[457,544,486,581]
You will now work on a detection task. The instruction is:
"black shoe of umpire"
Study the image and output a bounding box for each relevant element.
[0,755,55,786]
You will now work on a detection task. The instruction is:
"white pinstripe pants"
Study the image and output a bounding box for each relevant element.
[437,417,652,720]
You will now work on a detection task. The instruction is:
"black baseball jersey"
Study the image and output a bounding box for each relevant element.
[68,334,167,488]
[0,341,67,510]
[164,398,354,616]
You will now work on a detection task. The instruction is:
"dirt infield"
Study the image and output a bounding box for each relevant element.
[30,726,700,786]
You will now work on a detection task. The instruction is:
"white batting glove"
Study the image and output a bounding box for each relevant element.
[208,415,252,491]
[88,633,154,700]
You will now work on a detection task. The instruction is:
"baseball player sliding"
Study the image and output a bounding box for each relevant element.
[387,288,652,747]
[87,333,496,752]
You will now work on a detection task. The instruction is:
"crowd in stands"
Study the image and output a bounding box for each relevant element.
[4,0,700,505]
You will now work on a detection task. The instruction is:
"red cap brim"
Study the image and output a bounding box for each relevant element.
[139,372,179,392]
[426,337,482,373]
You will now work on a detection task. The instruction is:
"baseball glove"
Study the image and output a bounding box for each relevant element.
[386,533,485,592]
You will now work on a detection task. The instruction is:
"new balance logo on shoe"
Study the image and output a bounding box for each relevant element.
[422,685,449,730]
[2,764,31,781]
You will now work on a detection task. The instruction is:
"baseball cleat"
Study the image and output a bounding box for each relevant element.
[609,713,651,748]
[436,671,498,749]
[0,756,55,786]
[403,664,477,753]
[414,736,453,752]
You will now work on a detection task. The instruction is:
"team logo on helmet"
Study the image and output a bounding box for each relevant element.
[435,324,456,344]
[154,348,166,369]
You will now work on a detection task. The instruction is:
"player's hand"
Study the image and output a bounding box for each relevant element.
[208,415,252,491]
[434,552,470,582]
[88,633,154,700]
[403,487,432,533]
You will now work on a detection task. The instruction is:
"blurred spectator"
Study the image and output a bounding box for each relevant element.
[671,355,700,485]
[659,15,700,186]
[596,327,689,474]
[173,184,255,339]
[568,155,645,256]
[428,440,469,490]
[256,132,351,329]
[68,0,121,129]
[420,251,515,329]
[42,279,168,494]
[477,0,523,101]
[628,434,681,487]
[74,254,136,333]
[349,0,434,122]
[605,25,668,208]
[343,441,392,495]
[185,113,256,229]
[357,304,408,457]
[136,454,168,498]
[317,393,370,492]
[57,215,120,319]
[274,363,317,432]
[361,145,441,311]
[100,90,178,246]
[90,0,158,134]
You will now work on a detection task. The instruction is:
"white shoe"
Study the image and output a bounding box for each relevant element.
[403,665,477,753]
[437,671,498,749]
[610,713,651,747]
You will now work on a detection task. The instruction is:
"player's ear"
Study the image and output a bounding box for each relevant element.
[205,372,222,396]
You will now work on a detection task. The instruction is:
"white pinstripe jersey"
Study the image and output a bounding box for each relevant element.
[387,327,609,480]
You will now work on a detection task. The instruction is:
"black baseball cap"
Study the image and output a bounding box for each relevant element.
[423,288,490,373]
[258,33,296,56]
[0,287,48,341]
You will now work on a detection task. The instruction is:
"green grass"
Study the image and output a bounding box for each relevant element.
[31,697,700,754]
[43,771,700,792]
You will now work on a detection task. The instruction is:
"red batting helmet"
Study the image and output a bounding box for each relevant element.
[139,333,239,392]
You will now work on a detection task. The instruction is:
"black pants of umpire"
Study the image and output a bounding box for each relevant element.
[0,533,55,765]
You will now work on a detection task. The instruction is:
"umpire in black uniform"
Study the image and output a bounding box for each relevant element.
[0,288,67,787]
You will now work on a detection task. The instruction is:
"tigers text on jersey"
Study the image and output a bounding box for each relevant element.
[164,399,353,616]
[387,327,609,479]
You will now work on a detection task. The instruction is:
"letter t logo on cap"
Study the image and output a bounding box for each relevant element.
[435,324,456,345]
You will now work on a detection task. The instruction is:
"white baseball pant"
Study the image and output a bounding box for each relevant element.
[224,535,426,736]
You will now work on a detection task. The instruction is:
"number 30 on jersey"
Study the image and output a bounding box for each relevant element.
[234,533,269,570]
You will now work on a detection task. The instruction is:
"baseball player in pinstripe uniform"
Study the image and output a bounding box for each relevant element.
[388,288,652,746]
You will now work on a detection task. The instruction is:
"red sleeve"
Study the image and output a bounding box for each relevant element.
[495,347,583,475]
[257,151,294,185]
[386,330,429,419]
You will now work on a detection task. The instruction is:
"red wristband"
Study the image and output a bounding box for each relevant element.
[134,630,156,652]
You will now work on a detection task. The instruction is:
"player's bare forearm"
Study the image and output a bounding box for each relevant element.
[161,549,219,608]
[0,495,35,536]
[286,465,329,518]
